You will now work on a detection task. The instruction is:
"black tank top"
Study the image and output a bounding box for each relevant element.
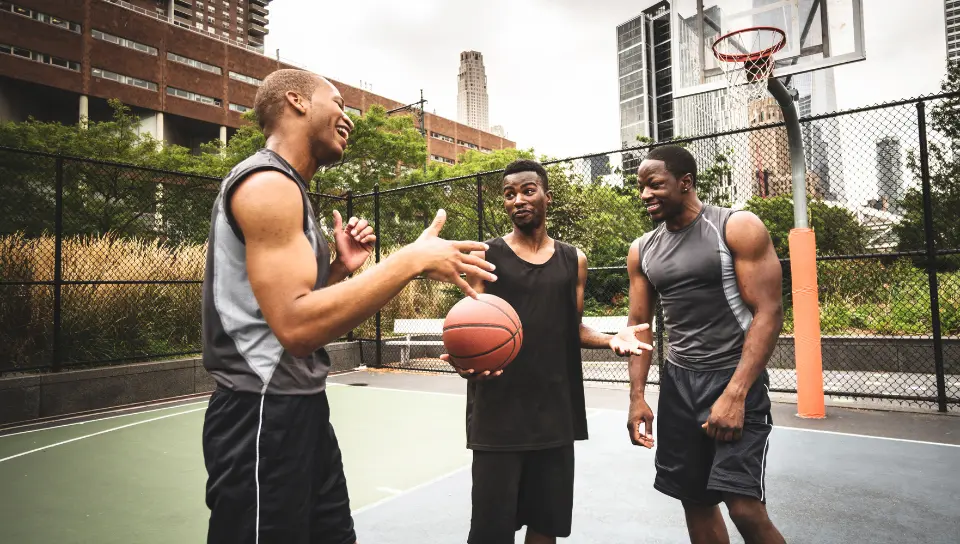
[465,237,588,451]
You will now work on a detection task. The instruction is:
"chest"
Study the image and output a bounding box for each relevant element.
[486,249,575,319]
[644,226,725,294]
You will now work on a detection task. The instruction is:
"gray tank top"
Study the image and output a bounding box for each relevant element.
[638,205,752,371]
[202,148,332,395]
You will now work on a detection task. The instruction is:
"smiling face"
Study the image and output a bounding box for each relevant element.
[637,158,692,223]
[502,171,551,231]
[305,78,355,165]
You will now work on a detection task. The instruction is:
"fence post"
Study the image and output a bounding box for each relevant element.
[917,101,948,413]
[374,184,382,368]
[345,191,355,342]
[53,157,64,372]
[476,175,483,241]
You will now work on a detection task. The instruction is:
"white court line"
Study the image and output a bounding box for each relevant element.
[340,383,960,448]
[584,407,960,448]
[0,407,206,463]
[327,382,465,398]
[352,464,471,516]
[0,400,209,439]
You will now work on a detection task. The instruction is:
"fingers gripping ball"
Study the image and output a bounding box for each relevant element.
[442,294,523,374]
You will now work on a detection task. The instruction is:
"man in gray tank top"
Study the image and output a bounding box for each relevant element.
[625,145,787,543]
[201,69,497,544]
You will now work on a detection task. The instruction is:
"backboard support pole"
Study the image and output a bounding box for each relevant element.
[768,76,826,419]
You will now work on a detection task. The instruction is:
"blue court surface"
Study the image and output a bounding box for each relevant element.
[1,368,958,543]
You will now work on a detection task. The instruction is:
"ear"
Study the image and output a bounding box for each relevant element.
[285,91,306,115]
[680,174,694,193]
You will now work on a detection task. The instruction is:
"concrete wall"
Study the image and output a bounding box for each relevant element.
[0,341,364,427]
[379,335,960,375]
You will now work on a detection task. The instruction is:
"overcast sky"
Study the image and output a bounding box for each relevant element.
[264,0,948,159]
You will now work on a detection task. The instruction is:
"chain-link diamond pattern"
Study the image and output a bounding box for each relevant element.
[2,92,958,412]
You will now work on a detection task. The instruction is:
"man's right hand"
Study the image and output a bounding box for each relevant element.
[407,209,497,298]
[628,397,655,448]
[439,354,503,381]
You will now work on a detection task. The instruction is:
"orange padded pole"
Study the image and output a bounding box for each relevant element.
[789,228,825,419]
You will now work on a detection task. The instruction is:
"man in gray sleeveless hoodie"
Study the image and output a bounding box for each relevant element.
[626,145,787,543]
[201,69,497,544]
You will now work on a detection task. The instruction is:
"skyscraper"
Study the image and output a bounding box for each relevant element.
[947,0,960,63]
[457,51,489,132]
[876,136,904,212]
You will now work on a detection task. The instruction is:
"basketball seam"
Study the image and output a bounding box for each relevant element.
[477,298,521,331]
[446,328,520,360]
[443,324,513,332]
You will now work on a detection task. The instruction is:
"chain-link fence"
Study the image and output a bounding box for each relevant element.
[2,91,958,411]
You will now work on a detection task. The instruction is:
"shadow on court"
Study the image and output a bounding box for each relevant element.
[0,369,957,543]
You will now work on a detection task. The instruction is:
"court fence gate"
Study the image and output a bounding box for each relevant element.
[1,91,958,412]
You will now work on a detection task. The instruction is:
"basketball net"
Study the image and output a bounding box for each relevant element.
[712,26,787,109]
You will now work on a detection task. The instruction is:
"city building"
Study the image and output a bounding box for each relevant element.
[457,50,489,132]
[0,0,512,163]
[947,0,960,63]
[875,136,905,213]
[747,97,826,200]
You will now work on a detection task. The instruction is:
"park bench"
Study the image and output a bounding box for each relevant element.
[386,315,651,365]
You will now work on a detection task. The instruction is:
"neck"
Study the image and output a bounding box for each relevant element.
[265,132,320,182]
[665,196,704,231]
[510,223,550,251]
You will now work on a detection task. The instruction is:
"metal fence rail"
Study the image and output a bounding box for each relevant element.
[1,91,958,412]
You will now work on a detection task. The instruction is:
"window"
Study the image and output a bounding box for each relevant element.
[236,16,243,23]
[195,21,203,29]
[430,154,455,165]
[92,29,157,55]
[345,106,361,116]
[229,71,262,86]
[92,67,158,91]
[207,15,214,23]
[230,103,251,113]
[167,86,222,107]
[430,131,454,144]
[222,31,229,37]
[208,5,215,12]
[167,52,222,75]
[0,2,82,33]
[0,43,80,71]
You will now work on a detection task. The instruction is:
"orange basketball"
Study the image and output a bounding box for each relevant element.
[442,293,523,374]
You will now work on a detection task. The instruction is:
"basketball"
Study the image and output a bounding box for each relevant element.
[442,293,523,374]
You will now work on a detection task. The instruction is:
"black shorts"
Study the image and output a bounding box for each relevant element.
[654,362,773,507]
[468,445,575,543]
[202,387,356,544]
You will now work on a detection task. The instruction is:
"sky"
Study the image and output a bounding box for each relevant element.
[263,0,948,160]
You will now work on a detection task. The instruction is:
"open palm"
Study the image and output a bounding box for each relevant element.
[609,324,654,356]
[332,210,375,273]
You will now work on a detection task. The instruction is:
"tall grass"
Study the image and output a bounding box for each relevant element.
[0,233,205,371]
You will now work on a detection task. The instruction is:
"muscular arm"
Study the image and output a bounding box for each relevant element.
[626,239,656,400]
[232,171,488,358]
[722,211,784,401]
[576,249,616,348]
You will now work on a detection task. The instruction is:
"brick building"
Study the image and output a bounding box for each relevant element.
[0,0,514,162]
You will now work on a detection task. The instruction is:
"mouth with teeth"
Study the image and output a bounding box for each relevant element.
[335,125,350,141]
[645,201,662,213]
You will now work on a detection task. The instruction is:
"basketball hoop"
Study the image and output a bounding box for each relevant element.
[712,26,787,106]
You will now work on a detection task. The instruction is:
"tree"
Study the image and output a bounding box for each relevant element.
[894,61,960,270]
[744,195,868,258]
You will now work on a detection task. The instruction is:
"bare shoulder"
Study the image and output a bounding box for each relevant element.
[725,211,772,256]
[575,247,587,266]
[230,170,303,238]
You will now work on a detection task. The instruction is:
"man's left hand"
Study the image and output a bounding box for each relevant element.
[702,391,745,442]
[609,324,654,356]
[332,210,375,273]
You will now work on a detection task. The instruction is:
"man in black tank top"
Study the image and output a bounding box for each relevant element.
[626,146,786,543]
[201,69,498,544]
[441,160,653,544]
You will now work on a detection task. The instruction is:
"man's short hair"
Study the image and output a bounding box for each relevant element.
[254,69,323,132]
[645,145,698,187]
[502,159,549,192]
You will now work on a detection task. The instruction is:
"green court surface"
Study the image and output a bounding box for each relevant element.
[0,384,470,544]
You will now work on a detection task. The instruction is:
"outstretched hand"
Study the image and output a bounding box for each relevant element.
[332,210,375,273]
[440,354,503,381]
[411,209,497,299]
[609,324,654,356]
